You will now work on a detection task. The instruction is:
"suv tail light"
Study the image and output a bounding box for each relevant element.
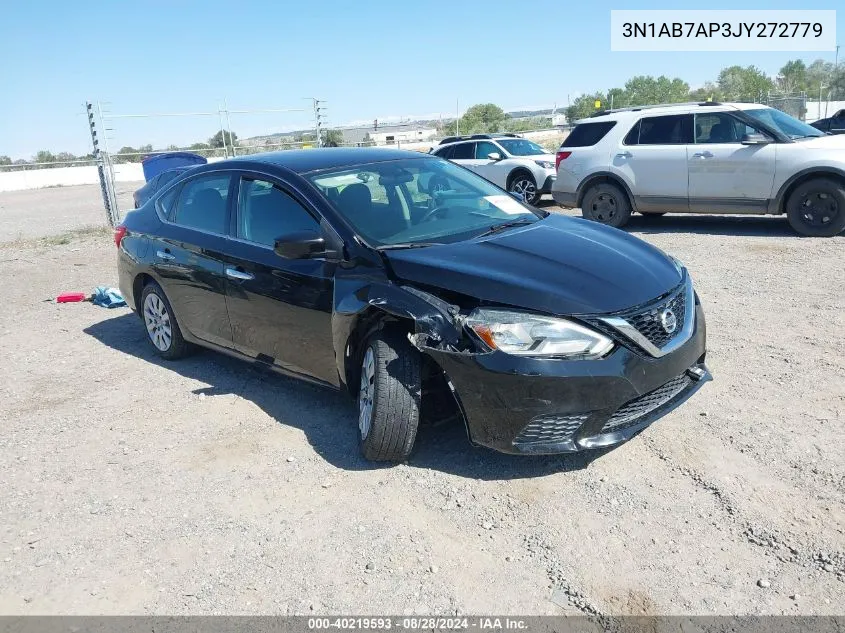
[114,225,127,248]
[555,151,572,170]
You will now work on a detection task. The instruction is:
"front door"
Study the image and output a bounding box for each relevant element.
[469,140,509,187]
[688,112,777,213]
[149,172,235,349]
[222,175,338,386]
[614,113,692,213]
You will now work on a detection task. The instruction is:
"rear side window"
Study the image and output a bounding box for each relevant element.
[172,173,231,234]
[435,145,454,159]
[636,114,693,145]
[562,121,616,147]
[450,142,474,159]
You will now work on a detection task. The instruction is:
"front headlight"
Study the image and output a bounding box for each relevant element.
[464,308,614,359]
[534,160,555,169]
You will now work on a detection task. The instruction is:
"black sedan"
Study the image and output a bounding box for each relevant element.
[116,148,711,461]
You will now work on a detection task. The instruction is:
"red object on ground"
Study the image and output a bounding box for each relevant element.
[57,292,88,303]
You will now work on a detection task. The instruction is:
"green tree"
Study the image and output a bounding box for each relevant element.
[189,142,211,151]
[322,129,344,147]
[778,59,807,93]
[444,103,509,135]
[717,65,774,102]
[0,155,12,166]
[565,92,607,123]
[688,82,722,103]
[209,129,238,148]
[623,75,690,106]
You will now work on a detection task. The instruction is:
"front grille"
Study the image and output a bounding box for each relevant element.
[514,413,591,445]
[601,373,693,434]
[622,287,687,349]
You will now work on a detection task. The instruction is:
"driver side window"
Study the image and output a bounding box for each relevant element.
[475,141,500,159]
[237,178,319,247]
[695,113,763,144]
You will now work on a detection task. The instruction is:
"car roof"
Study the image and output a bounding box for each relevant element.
[225,147,429,174]
[578,102,771,124]
[438,133,520,146]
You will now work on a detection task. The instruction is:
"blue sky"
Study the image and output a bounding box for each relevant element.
[0,0,841,159]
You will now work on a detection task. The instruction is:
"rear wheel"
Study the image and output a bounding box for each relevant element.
[357,331,421,462]
[508,171,540,205]
[140,281,190,360]
[785,178,845,237]
[581,182,632,228]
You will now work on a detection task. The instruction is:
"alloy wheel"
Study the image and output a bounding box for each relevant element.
[510,178,536,203]
[358,347,376,440]
[143,292,173,352]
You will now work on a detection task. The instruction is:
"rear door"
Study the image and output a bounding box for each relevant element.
[615,114,692,213]
[149,172,235,348]
[687,112,777,213]
[222,173,338,385]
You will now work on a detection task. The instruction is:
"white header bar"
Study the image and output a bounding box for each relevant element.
[610,10,837,52]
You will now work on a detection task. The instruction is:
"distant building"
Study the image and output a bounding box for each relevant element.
[339,123,438,146]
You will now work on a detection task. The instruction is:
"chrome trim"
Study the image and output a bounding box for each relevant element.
[599,274,696,359]
[225,267,255,281]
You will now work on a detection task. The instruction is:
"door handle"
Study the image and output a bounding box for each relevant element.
[155,249,175,261]
[225,267,254,281]
[616,151,632,158]
[692,151,714,159]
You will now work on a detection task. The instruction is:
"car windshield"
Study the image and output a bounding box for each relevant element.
[308,157,541,248]
[496,139,548,156]
[743,108,824,139]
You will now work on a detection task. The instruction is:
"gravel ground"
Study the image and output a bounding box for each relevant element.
[0,186,843,615]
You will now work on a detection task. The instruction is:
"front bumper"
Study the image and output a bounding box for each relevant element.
[426,303,709,455]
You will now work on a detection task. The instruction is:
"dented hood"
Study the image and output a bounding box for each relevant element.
[384,214,682,315]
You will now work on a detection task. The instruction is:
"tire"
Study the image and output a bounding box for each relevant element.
[581,182,632,228]
[140,281,191,360]
[357,330,421,462]
[785,178,845,237]
[508,171,541,205]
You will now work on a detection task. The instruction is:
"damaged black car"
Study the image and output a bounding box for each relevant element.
[116,148,711,461]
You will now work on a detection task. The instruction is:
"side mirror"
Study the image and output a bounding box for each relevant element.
[487,152,503,161]
[741,133,770,145]
[274,230,329,260]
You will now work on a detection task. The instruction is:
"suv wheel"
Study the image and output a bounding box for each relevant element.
[581,182,632,228]
[786,178,845,237]
[509,171,540,205]
[357,331,421,462]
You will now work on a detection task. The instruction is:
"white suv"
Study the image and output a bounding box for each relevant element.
[431,134,556,205]
[551,102,845,237]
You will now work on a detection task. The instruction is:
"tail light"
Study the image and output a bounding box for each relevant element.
[555,151,572,170]
[114,225,127,248]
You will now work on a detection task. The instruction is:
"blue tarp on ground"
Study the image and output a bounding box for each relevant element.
[141,152,207,182]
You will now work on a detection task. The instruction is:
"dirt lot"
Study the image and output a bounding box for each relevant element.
[0,184,843,615]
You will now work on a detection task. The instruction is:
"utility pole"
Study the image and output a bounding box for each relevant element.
[313,98,326,148]
[86,101,115,226]
[456,98,460,136]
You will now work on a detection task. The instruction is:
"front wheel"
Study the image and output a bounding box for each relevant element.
[581,182,632,228]
[357,331,421,462]
[509,172,541,205]
[785,178,845,237]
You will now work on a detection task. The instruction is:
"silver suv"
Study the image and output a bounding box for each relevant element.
[431,134,556,205]
[552,102,845,237]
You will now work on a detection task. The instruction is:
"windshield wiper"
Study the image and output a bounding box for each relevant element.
[376,242,442,251]
[474,218,536,238]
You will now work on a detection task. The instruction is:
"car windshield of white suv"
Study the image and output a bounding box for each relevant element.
[743,108,824,140]
[309,158,541,248]
[496,139,548,156]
